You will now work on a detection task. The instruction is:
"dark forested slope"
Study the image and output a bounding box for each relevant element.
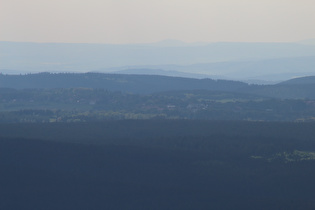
[1,120,315,209]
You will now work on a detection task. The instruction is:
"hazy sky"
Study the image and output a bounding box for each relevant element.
[1,0,315,44]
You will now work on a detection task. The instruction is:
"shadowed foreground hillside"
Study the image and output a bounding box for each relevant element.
[1,120,315,209]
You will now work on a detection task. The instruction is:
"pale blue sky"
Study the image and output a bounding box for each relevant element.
[1,0,314,44]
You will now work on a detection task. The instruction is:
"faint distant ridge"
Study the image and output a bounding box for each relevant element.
[144,39,209,47]
[1,41,315,73]
[112,68,214,79]
[279,76,315,85]
[108,56,315,83]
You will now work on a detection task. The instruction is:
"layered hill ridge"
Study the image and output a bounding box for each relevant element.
[279,76,315,85]
[1,41,315,83]
[1,73,315,99]
[108,56,315,82]
[0,73,248,94]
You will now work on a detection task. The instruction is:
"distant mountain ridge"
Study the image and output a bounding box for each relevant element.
[1,72,315,99]
[106,56,315,82]
[1,41,315,78]
[111,69,214,79]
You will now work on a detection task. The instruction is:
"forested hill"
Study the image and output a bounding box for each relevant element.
[0,73,248,94]
[245,76,315,99]
[279,76,315,85]
[2,73,315,99]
